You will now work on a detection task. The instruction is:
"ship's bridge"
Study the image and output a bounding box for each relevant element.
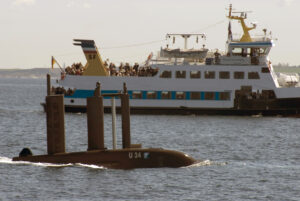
[213,4,275,66]
[228,37,274,55]
[215,39,274,66]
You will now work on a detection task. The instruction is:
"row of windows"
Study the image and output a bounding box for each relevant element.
[69,90,232,101]
[160,70,260,79]
[130,91,231,101]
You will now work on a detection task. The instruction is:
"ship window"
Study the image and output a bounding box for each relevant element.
[261,67,269,73]
[204,92,215,100]
[147,91,157,99]
[219,92,230,100]
[161,91,171,99]
[234,72,244,79]
[204,71,215,79]
[190,71,201,79]
[190,92,201,100]
[176,71,186,78]
[132,91,142,99]
[232,48,242,56]
[176,92,185,99]
[160,70,172,78]
[219,71,230,79]
[248,72,260,79]
[258,48,267,56]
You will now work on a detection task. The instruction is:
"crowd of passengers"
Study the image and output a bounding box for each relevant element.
[64,62,84,75]
[108,62,158,77]
[64,61,158,77]
[51,86,74,96]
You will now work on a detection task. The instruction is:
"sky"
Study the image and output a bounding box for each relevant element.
[0,0,300,69]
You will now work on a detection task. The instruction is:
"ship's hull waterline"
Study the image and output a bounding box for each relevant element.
[43,97,300,116]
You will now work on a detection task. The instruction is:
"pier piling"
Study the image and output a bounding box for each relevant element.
[121,83,131,149]
[46,95,65,154]
[47,74,51,96]
[87,83,105,150]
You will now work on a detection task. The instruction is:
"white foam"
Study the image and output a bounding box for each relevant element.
[0,156,110,169]
[75,163,106,169]
[0,156,73,167]
[251,114,262,118]
[0,156,14,164]
[187,160,228,168]
[31,162,73,167]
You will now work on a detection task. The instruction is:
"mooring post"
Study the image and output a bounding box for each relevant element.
[93,81,101,97]
[46,94,65,154]
[47,74,51,96]
[121,83,131,149]
[87,82,105,150]
[111,97,117,150]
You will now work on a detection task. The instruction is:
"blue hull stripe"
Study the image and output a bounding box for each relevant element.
[229,42,273,46]
[66,90,94,98]
[66,90,230,101]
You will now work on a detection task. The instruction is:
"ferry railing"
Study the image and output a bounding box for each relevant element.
[231,34,272,42]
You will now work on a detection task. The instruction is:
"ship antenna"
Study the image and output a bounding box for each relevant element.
[228,4,232,17]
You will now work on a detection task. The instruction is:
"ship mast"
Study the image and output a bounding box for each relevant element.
[227,4,256,42]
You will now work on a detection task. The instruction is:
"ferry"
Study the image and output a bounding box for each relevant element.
[49,5,300,116]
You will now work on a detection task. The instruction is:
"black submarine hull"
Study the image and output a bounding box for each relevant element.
[13,148,196,169]
[15,76,197,169]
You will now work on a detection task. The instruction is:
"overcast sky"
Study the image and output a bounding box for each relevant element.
[1,0,299,69]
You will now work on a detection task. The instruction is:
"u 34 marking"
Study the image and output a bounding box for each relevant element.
[128,152,142,159]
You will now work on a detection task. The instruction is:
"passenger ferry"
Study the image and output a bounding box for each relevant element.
[49,5,300,116]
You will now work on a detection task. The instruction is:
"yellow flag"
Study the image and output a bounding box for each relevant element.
[51,56,56,69]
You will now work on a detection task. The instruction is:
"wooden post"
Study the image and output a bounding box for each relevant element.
[111,97,117,150]
[46,95,65,154]
[87,83,105,150]
[47,74,51,96]
[121,83,131,149]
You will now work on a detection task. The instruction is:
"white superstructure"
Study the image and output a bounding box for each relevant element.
[50,5,300,116]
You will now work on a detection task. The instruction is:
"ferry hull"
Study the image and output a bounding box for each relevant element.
[42,97,300,116]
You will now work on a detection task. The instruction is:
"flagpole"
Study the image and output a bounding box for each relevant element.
[56,61,64,72]
[51,56,64,73]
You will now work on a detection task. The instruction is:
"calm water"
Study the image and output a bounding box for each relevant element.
[0,78,300,201]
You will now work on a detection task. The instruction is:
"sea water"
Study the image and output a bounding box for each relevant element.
[0,78,299,200]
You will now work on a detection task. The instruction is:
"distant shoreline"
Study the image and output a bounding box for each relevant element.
[0,68,60,78]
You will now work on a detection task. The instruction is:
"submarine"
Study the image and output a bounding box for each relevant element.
[13,75,197,169]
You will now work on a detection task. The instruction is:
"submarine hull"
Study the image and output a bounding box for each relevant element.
[13,148,196,169]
